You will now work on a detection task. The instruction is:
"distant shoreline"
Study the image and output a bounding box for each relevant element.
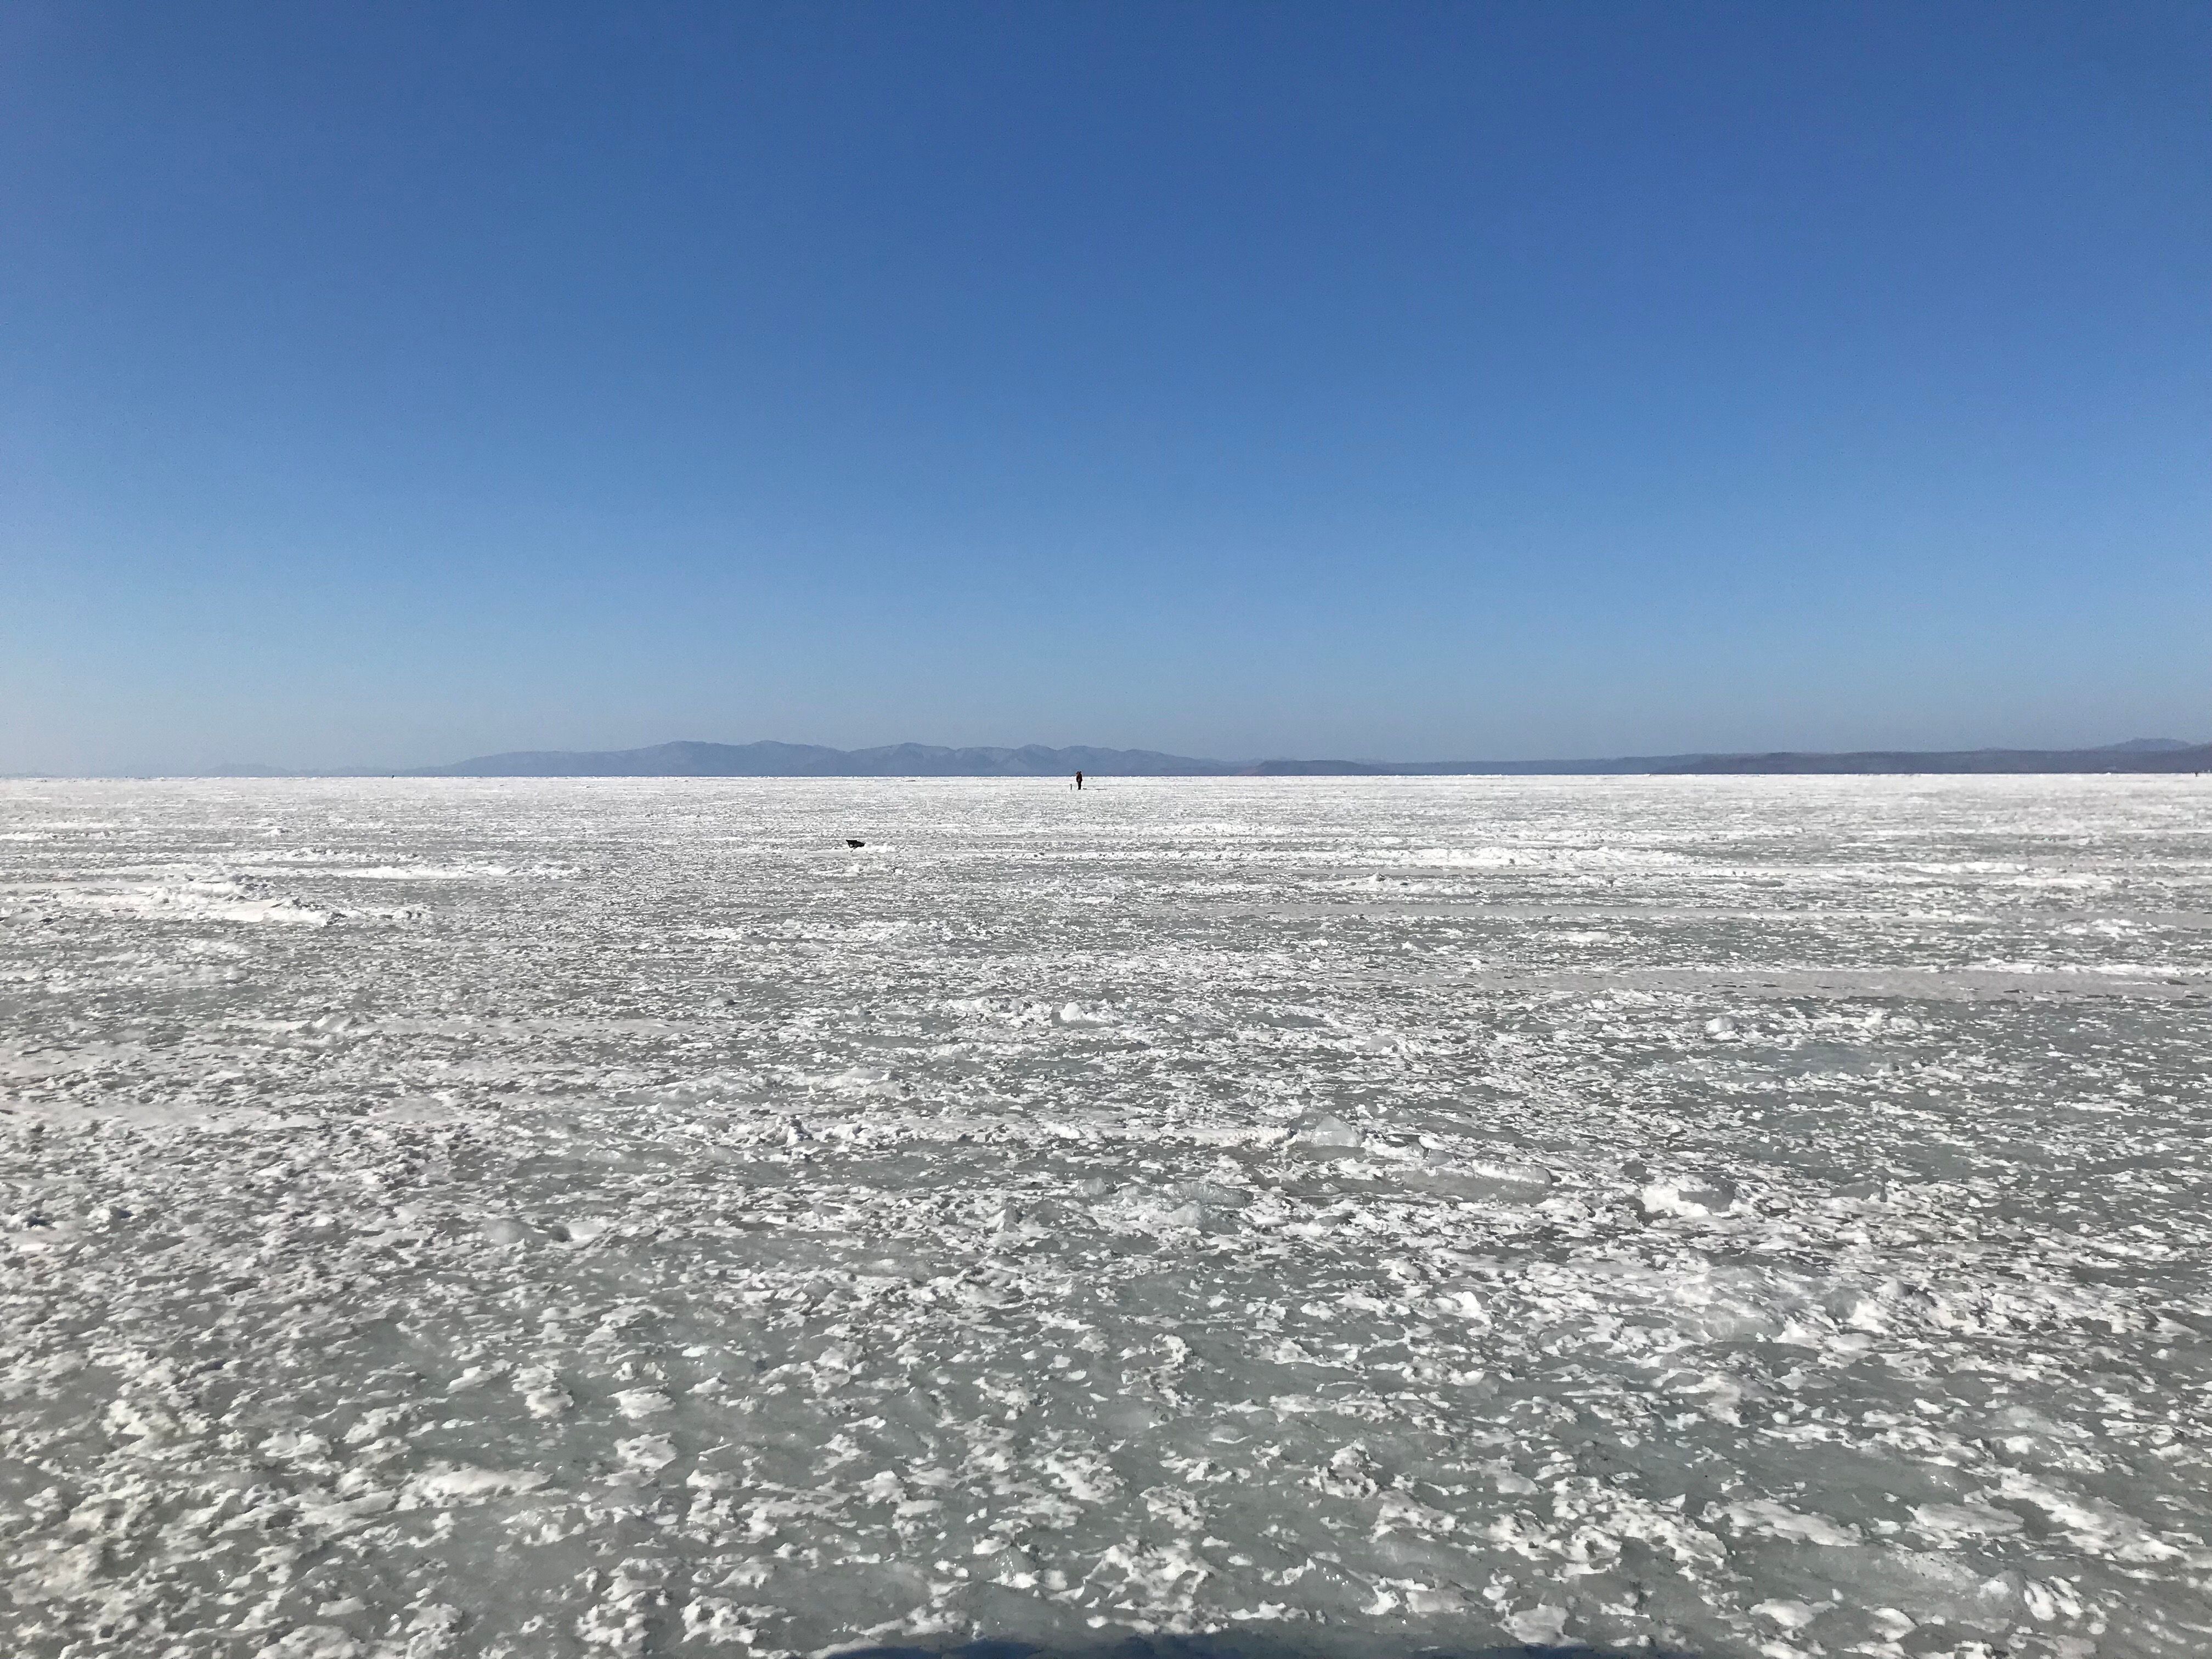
[14,736,2208,781]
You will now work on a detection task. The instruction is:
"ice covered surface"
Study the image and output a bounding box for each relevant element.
[2,776,2209,1659]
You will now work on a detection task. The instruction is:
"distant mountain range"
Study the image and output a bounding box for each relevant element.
[404,741,1232,778]
[281,735,2212,778]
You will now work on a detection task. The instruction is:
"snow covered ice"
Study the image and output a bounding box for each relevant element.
[3,775,2209,1659]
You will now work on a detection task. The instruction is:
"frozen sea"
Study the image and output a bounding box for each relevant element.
[3,776,2209,1659]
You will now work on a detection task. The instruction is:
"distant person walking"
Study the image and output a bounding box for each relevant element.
[1074,771,1084,791]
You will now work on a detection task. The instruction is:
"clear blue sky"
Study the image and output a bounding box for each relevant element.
[4,2,2206,771]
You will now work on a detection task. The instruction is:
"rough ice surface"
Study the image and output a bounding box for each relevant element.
[2,776,2209,1659]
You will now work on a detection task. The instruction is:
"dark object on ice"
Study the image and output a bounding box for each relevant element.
[1075,771,1084,790]
[846,839,866,848]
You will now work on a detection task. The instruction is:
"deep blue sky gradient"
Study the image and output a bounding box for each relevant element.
[4,2,2207,770]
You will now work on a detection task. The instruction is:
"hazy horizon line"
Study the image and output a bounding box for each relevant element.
[6,731,2207,782]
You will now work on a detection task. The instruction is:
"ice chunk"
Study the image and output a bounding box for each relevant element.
[407,1466,549,1504]
[1298,1114,1363,1149]
[1751,1599,1823,1632]
[1504,1604,1568,1645]
[1721,1498,1860,1545]
[617,1435,678,1470]
[1640,1177,1731,1218]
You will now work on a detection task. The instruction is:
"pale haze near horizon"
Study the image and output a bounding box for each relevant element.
[3,3,2207,776]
